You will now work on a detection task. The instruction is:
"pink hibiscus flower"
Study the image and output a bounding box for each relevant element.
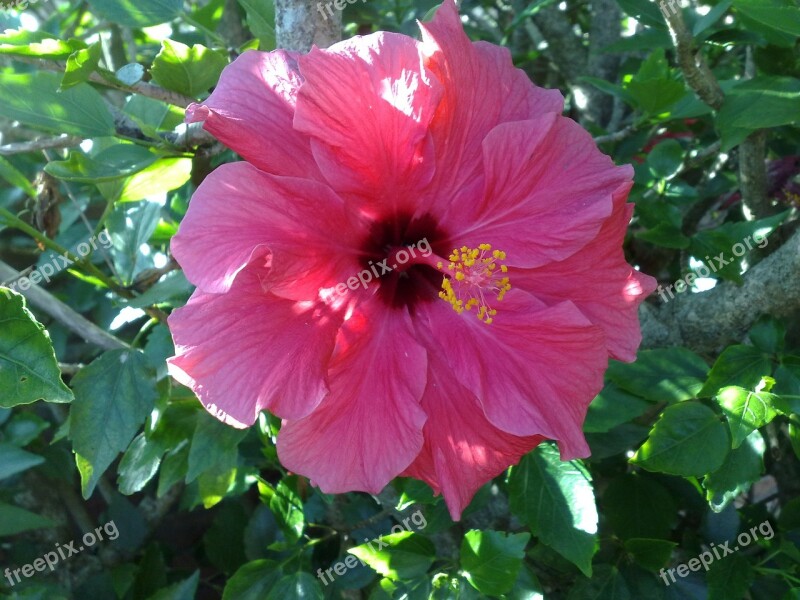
[167,0,656,520]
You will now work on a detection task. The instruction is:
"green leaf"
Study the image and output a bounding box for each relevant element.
[238,0,277,50]
[86,0,183,27]
[748,316,786,354]
[584,383,651,433]
[0,503,53,537]
[100,158,192,203]
[732,0,800,36]
[603,474,677,540]
[266,572,323,600]
[703,430,766,512]
[146,570,200,600]
[350,532,435,580]
[70,350,158,498]
[565,565,631,600]
[460,530,530,596]
[717,77,800,151]
[0,156,36,199]
[45,144,158,183]
[623,538,677,570]
[631,401,730,476]
[715,386,778,448]
[118,433,165,495]
[606,348,709,403]
[106,200,162,285]
[0,290,73,408]
[151,40,228,97]
[508,444,597,576]
[0,71,114,137]
[223,560,282,600]
[0,443,44,480]
[0,29,79,59]
[186,413,247,483]
[647,139,684,179]
[258,477,305,544]
[707,553,754,600]
[60,43,103,91]
[700,345,773,397]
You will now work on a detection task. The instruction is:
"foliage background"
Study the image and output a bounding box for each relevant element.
[0,0,799,597]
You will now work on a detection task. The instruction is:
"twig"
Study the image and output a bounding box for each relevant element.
[0,260,129,351]
[0,135,83,156]
[4,55,195,107]
[594,124,636,145]
[662,5,724,110]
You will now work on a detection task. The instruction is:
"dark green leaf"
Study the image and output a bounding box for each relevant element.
[509,444,597,576]
[86,0,183,27]
[45,145,157,183]
[0,289,73,408]
[151,40,228,97]
[70,350,158,498]
[460,530,530,595]
[60,43,102,91]
[0,71,114,137]
[707,554,753,600]
[703,430,766,512]
[624,538,677,570]
[0,503,53,536]
[350,532,435,580]
[146,570,199,600]
[631,401,729,476]
[0,443,44,480]
[223,560,282,600]
[607,348,709,403]
[186,413,247,483]
[715,386,777,448]
[647,139,684,179]
[700,345,773,397]
[603,474,677,540]
[266,572,323,600]
[584,383,651,433]
[238,0,277,50]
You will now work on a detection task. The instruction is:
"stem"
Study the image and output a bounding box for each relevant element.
[0,206,120,292]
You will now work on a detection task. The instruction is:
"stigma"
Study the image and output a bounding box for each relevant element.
[437,243,511,324]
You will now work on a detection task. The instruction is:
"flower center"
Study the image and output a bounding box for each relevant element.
[437,244,511,324]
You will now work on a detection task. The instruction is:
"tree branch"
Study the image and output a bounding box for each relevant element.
[0,260,129,351]
[0,135,83,156]
[662,5,724,110]
[275,0,341,52]
[640,228,800,353]
[4,55,195,107]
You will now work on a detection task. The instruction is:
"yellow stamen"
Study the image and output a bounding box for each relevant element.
[437,243,511,324]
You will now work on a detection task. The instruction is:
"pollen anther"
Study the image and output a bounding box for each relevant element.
[437,243,511,324]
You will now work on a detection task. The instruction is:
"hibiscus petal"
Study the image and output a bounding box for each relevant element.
[403,353,544,520]
[185,50,321,179]
[450,116,630,267]
[514,201,658,361]
[293,32,442,211]
[417,0,564,218]
[416,291,607,460]
[278,298,428,494]
[167,268,342,426]
[171,161,362,296]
